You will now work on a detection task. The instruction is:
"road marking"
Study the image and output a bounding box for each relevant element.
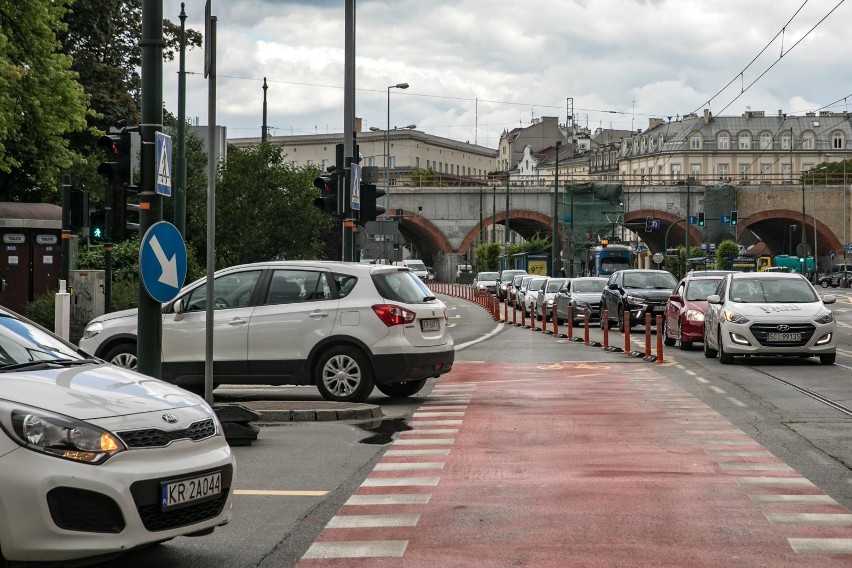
[735,477,816,487]
[327,514,420,528]
[234,489,329,496]
[410,420,463,426]
[412,412,466,417]
[695,377,710,384]
[420,404,467,409]
[699,439,762,446]
[709,386,726,394]
[788,538,852,554]
[345,494,432,506]
[374,462,445,471]
[705,450,774,457]
[401,428,458,435]
[302,540,408,559]
[361,477,440,487]
[750,494,837,504]
[385,449,450,457]
[767,513,852,525]
[393,438,455,445]
[727,396,747,407]
[719,462,793,471]
[685,430,746,435]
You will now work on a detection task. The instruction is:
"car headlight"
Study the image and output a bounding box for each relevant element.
[0,402,125,465]
[547,299,554,307]
[82,321,104,339]
[625,295,645,305]
[685,309,705,322]
[723,309,750,324]
[814,311,834,324]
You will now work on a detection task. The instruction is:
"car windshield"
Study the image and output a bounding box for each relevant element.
[528,279,546,291]
[729,278,818,303]
[501,270,525,281]
[478,272,499,281]
[684,279,723,301]
[546,279,567,292]
[0,315,85,368]
[573,279,607,293]
[373,271,437,303]
[623,272,677,289]
[601,259,631,272]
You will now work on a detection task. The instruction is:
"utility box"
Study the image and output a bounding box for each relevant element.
[69,270,105,327]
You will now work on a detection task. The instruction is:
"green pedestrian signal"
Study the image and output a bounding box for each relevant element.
[89,209,106,242]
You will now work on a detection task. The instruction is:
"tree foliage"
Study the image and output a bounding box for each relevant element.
[715,240,741,270]
[0,0,89,200]
[212,142,335,268]
[476,242,501,272]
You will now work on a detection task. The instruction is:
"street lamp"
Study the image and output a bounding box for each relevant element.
[385,82,409,212]
[552,141,562,276]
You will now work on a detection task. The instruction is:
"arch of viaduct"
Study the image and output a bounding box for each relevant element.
[385,184,849,277]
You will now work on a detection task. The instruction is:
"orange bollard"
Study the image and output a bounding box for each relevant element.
[624,311,631,355]
[583,308,590,345]
[493,297,500,320]
[503,299,508,323]
[566,305,574,340]
[602,309,609,349]
[513,302,518,326]
[552,310,558,336]
[644,313,652,358]
[542,308,548,334]
[656,315,665,363]
[521,304,526,328]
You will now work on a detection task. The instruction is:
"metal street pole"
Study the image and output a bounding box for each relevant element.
[504,173,510,248]
[138,0,166,378]
[801,172,807,275]
[261,77,268,142]
[491,186,496,243]
[552,141,561,275]
[174,2,187,237]
[385,83,408,213]
[684,180,690,260]
[342,0,356,262]
[844,159,849,287]
[479,188,483,245]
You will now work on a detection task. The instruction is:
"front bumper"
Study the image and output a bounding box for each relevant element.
[680,319,706,343]
[719,321,835,356]
[0,437,234,564]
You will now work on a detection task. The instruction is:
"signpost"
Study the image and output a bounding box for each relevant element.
[140,221,187,303]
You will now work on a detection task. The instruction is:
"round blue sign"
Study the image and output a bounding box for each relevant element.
[139,221,187,303]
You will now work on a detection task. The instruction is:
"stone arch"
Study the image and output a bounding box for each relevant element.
[740,208,841,261]
[625,209,703,254]
[395,211,453,258]
[457,209,558,256]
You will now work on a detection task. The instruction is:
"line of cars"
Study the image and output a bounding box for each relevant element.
[477,266,838,365]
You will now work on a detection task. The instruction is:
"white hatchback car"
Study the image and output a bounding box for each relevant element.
[0,307,234,565]
[80,261,454,402]
[703,272,836,365]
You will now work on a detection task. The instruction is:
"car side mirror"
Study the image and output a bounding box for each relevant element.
[669,294,682,303]
[706,294,721,304]
[173,297,185,320]
[607,283,618,290]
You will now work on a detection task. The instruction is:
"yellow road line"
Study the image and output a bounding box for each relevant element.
[234,490,329,496]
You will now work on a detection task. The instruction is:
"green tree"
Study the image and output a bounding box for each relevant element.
[715,240,740,270]
[213,142,334,268]
[475,242,501,271]
[0,0,89,201]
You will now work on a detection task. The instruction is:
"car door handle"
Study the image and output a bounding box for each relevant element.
[309,311,329,318]
[228,318,248,326]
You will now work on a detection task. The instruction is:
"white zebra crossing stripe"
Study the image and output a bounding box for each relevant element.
[302,540,408,559]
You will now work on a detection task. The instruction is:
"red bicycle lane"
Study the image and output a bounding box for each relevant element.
[299,361,852,567]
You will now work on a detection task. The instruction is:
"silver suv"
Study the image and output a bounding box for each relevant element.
[79,261,455,402]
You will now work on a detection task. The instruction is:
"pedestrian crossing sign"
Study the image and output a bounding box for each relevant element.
[156,132,172,196]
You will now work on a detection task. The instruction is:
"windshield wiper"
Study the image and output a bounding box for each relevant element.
[0,358,100,372]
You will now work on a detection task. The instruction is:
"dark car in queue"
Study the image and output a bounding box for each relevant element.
[664,273,730,350]
[554,277,608,326]
[818,271,852,288]
[601,269,678,332]
[498,269,527,302]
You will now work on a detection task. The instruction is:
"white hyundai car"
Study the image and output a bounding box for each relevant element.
[0,307,234,565]
[79,261,454,403]
[703,272,836,365]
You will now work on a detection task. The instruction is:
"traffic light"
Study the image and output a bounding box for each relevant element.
[89,209,106,242]
[96,129,132,186]
[359,182,386,223]
[313,171,340,215]
[730,210,738,225]
[698,212,705,227]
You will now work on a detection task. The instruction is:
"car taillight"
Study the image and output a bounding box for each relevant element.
[372,304,417,327]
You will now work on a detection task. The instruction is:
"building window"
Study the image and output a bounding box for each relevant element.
[718,132,730,150]
[690,164,701,179]
[802,132,815,150]
[416,157,420,168]
[759,132,772,150]
[760,164,771,180]
[832,131,844,149]
[782,163,792,181]
[389,156,396,168]
[739,164,750,179]
[738,132,751,150]
[671,164,681,180]
[306,159,314,167]
[367,157,376,166]
[321,159,329,170]
[690,134,702,150]
[718,164,729,179]
[659,134,665,148]
[641,137,647,153]
[781,132,792,150]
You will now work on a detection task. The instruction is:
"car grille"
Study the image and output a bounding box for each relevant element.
[749,323,816,347]
[117,418,216,448]
[130,464,233,532]
[47,487,125,533]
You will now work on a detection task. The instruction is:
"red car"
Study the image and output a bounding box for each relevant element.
[664,272,730,350]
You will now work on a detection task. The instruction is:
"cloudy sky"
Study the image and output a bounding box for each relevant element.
[162,0,852,149]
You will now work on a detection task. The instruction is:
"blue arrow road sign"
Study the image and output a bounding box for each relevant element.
[650,219,660,229]
[720,215,730,224]
[847,243,852,253]
[688,216,697,225]
[140,221,187,303]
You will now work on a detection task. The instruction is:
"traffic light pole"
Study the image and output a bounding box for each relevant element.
[137,0,165,378]
[342,0,355,262]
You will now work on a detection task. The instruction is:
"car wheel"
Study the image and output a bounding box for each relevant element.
[820,353,836,365]
[664,333,676,347]
[718,330,733,364]
[617,306,628,333]
[103,342,137,369]
[703,334,717,358]
[821,280,829,288]
[315,346,374,403]
[376,379,427,398]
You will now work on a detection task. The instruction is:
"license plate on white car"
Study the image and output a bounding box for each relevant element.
[162,471,222,510]
[767,332,801,342]
[420,318,441,332]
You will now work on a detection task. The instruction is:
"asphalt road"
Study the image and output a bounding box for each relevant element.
[100,288,852,567]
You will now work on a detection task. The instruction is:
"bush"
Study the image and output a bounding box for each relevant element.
[25,293,55,329]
